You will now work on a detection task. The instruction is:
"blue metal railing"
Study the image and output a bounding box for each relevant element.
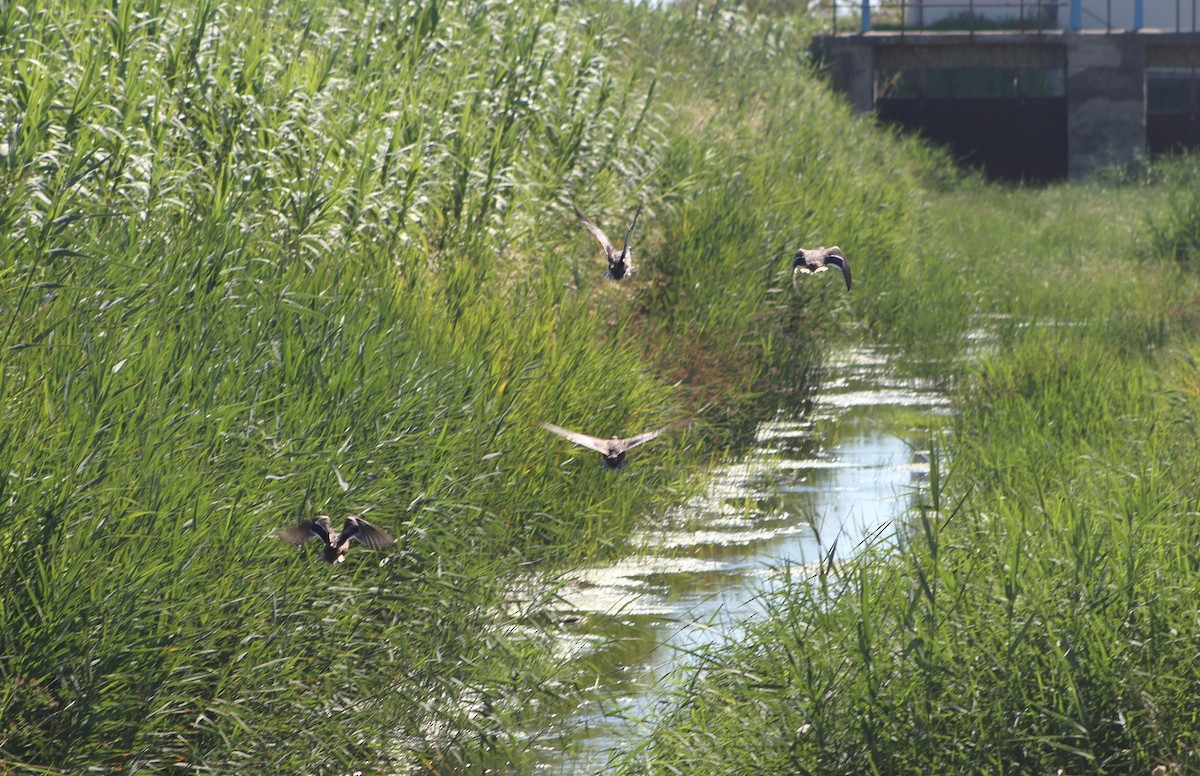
[832,0,1198,34]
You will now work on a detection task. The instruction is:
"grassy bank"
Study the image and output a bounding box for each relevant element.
[615,164,1200,773]
[0,0,941,771]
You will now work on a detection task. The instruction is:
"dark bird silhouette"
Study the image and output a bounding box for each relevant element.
[280,515,396,563]
[573,202,642,280]
[540,421,666,470]
[792,246,851,291]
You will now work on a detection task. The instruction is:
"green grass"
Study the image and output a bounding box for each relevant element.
[0,0,942,771]
[614,159,1200,774]
[854,172,1190,371]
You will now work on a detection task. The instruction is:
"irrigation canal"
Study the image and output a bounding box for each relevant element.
[483,346,950,773]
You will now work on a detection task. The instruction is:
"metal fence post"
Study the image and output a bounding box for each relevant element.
[861,0,871,33]
[1070,0,1082,30]
[1133,0,1143,30]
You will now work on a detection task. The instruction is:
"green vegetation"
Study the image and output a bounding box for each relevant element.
[10,0,1197,771]
[1148,156,1200,265]
[616,168,1200,773]
[0,0,937,771]
[866,5,1059,32]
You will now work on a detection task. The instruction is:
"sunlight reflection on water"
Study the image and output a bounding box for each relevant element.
[536,347,948,773]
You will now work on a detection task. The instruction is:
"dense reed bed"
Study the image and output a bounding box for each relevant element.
[0,0,940,771]
[616,165,1200,774]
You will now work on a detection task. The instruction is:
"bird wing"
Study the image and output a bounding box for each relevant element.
[342,515,397,550]
[620,202,643,258]
[280,524,313,545]
[573,203,615,260]
[616,426,667,452]
[281,515,332,545]
[823,249,852,291]
[540,421,611,455]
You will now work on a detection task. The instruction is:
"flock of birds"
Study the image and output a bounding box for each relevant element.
[282,202,852,563]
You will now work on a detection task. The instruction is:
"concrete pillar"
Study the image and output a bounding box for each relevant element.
[1066,34,1146,178]
[812,38,874,112]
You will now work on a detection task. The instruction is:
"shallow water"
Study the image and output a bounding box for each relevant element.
[509,347,949,773]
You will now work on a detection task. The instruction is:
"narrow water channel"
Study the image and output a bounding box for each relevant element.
[520,347,950,773]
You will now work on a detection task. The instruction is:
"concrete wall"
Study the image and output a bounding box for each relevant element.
[1066,34,1145,176]
[901,1,1195,31]
[906,1,1058,28]
[822,39,874,111]
[812,31,1200,179]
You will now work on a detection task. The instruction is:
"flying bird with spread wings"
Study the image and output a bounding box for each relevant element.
[540,421,666,470]
[573,202,643,280]
[280,515,397,564]
[792,246,852,291]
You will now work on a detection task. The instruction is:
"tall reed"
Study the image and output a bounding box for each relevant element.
[616,165,1200,773]
[0,0,942,770]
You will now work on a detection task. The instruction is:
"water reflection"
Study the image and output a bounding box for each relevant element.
[536,347,948,773]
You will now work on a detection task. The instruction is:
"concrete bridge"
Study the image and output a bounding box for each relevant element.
[833,1,1192,35]
[813,4,1200,180]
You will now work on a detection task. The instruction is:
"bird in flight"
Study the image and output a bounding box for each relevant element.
[792,246,851,291]
[573,202,642,280]
[540,421,666,470]
[280,515,396,563]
